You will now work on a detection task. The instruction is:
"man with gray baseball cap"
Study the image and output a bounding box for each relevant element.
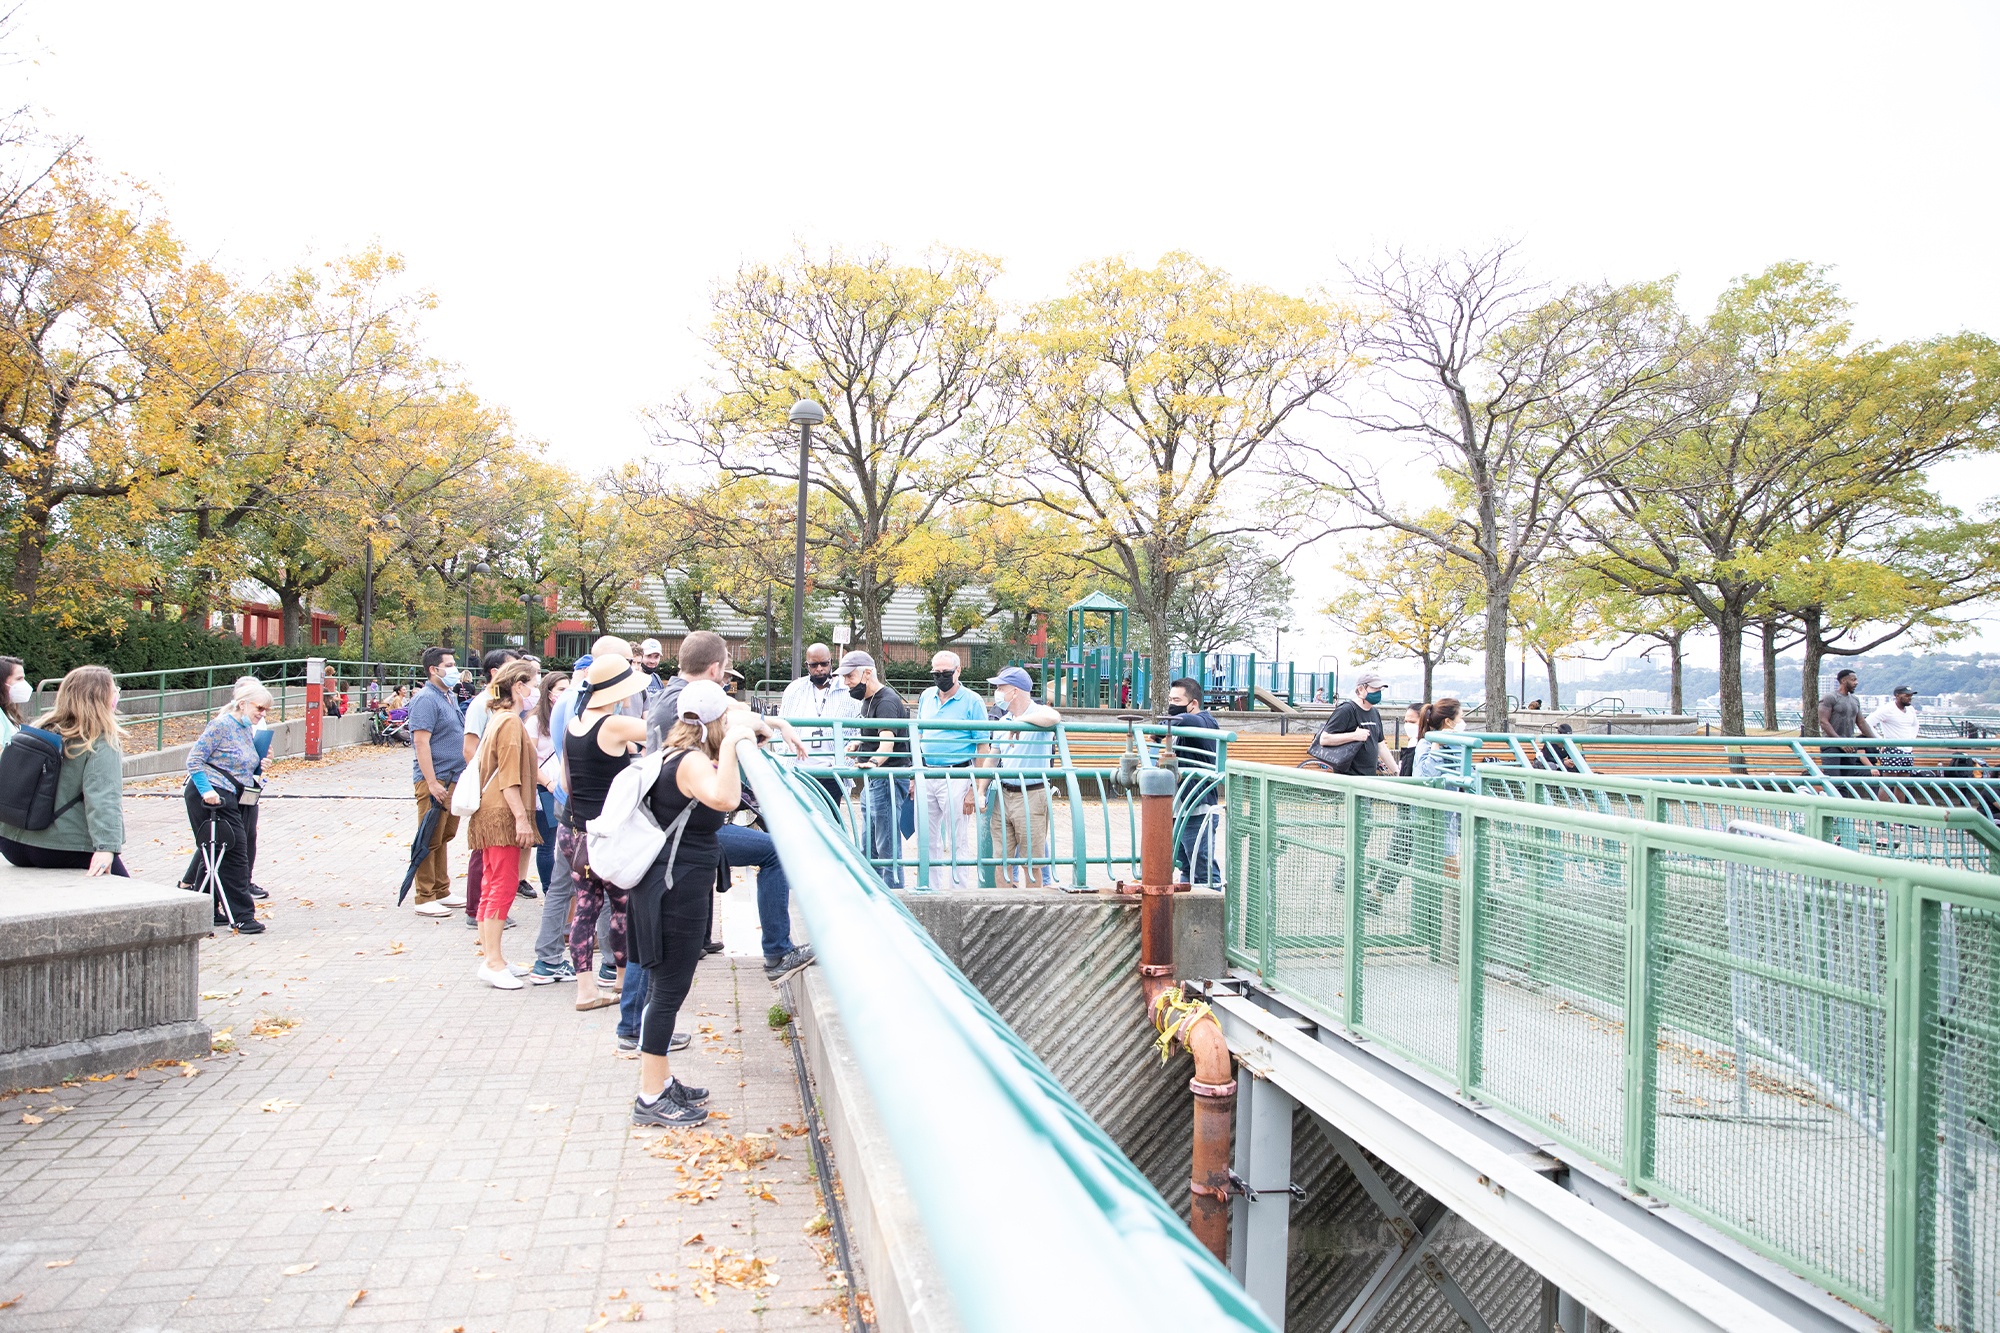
[839,651,911,888]
[1309,671,1397,776]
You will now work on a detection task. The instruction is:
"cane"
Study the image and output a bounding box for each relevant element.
[198,809,237,930]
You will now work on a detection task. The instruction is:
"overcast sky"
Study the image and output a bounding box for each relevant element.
[15,1,2000,669]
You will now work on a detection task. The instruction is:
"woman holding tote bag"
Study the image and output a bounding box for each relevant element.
[466,660,543,990]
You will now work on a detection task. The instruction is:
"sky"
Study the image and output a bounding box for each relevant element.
[13,1,2000,669]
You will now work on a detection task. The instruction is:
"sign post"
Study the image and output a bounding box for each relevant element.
[305,657,325,760]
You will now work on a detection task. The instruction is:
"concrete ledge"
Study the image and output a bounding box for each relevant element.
[0,868,212,1091]
[121,710,376,780]
[792,966,959,1333]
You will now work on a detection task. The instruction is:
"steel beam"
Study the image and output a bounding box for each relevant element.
[1211,985,1879,1333]
[1229,1074,1296,1327]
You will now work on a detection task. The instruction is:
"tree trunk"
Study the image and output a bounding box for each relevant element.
[1798,609,1826,738]
[1482,583,1511,731]
[1667,630,1685,715]
[857,569,887,664]
[279,590,306,647]
[1146,607,1173,711]
[1421,655,1435,704]
[1759,619,1780,731]
[1715,608,1746,736]
[10,505,49,608]
[1543,653,1560,710]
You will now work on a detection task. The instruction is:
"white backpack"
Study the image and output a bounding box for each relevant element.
[586,752,694,890]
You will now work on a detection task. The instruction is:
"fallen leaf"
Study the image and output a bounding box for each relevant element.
[526,1103,555,1113]
[0,1293,20,1309]
[619,1303,643,1322]
[649,1273,678,1291]
[178,1063,200,1078]
[282,1262,316,1276]
[584,1317,611,1332]
[18,1113,41,1126]
[615,1216,627,1228]
[321,1203,351,1213]
[43,1259,72,1269]
[609,1287,626,1299]
[260,1099,301,1113]
[346,1289,367,1308]
[386,941,406,955]
[684,1232,704,1246]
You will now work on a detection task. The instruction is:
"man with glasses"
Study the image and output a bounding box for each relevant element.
[780,642,862,812]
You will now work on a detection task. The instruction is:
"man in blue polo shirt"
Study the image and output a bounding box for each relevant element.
[917,650,988,890]
[408,647,467,917]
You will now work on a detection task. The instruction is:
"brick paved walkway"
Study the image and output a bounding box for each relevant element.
[0,748,855,1332]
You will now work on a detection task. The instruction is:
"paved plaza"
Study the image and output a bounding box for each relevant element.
[0,748,856,1332]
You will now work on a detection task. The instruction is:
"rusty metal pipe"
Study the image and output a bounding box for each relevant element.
[1135,767,1237,1264]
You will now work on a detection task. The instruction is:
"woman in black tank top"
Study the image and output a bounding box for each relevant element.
[628,679,756,1129]
[560,658,650,1010]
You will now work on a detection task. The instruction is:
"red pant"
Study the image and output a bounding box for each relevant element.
[477,846,523,922]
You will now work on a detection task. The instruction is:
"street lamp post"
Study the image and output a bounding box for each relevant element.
[787,400,825,680]
[462,560,490,669]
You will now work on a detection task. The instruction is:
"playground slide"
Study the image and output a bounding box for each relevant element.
[1253,685,1298,714]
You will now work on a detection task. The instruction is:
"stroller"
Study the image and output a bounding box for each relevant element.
[372,706,412,746]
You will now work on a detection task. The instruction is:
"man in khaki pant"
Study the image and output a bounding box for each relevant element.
[975,667,1061,888]
[408,647,469,913]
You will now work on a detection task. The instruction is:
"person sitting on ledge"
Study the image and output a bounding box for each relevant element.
[0,665,129,879]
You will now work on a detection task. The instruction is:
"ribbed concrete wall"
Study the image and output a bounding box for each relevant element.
[0,870,212,1090]
[900,889,1550,1331]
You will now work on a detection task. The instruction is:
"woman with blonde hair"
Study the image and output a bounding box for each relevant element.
[629,680,755,1128]
[562,655,648,1010]
[179,676,276,932]
[0,665,130,877]
[467,659,543,989]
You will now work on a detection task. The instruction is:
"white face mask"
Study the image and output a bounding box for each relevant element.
[8,679,30,705]
[525,688,541,711]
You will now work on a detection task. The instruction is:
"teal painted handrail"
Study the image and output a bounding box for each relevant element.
[1224,759,2000,1331]
[739,741,1276,1332]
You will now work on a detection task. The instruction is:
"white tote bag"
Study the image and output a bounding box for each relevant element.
[449,728,491,818]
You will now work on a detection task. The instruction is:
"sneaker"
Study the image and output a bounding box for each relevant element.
[596,963,619,990]
[414,901,453,917]
[517,879,539,901]
[442,894,467,908]
[764,945,815,986]
[665,1077,709,1106]
[248,884,270,900]
[702,941,725,955]
[615,1033,639,1054]
[465,914,480,929]
[670,1030,690,1053]
[507,963,532,977]
[228,918,267,936]
[477,964,524,990]
[632,1093,706,1128]
[529,960,575,986]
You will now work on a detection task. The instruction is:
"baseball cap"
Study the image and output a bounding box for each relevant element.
[677,679,730,726]
[1354,671,1387,691]
[573,653,594,671]
[1893,684,1914,695]
[639,638,663,656]
[987,666,1034,692]
[837,650,876,675]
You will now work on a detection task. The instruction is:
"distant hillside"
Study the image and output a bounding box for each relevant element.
[1422,650,2000,706]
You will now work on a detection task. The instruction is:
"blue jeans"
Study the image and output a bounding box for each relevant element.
[617,962,650,1041]
[1176,805,1218,888]
[863,775,910,889]
[534,790,557,892]
[717,823,793,963]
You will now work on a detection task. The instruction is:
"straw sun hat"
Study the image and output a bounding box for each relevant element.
[576,654,646,709]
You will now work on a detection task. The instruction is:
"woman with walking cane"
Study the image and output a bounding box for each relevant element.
[177,679,274,934]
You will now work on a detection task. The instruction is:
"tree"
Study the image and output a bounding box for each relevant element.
[1008,252,1353,708]
[545,483,655,636]
[1165,535,1294,655]
[1295,245,1685,730]
[1326,523,1483,702]
[1604,593,1705,717]
[1578,263,2000,733]
[1507,561,1610,710]
[649,245,1006,661]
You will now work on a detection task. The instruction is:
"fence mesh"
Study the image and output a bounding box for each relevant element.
[1225,762,2000,1324]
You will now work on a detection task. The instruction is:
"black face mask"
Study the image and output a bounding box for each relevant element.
[848,683,868,701]
[932,670,956,692]
[1166,702,1190,716]
[638,662,658,675]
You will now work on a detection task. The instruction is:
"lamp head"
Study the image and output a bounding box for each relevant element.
[788,400,825,427]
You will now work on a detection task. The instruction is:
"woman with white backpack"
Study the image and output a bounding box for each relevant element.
[628,679,755,1128]
[562,655,648,1011]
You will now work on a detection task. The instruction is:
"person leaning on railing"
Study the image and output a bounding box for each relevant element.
[0,665,129,879]
[1165,678,1222,889]
[916,651,987,891]
[837,650,911,890]
[779,642,861,812]
[975,667,1060,889]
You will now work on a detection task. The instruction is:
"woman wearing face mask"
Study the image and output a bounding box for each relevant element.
[0,665,129,877]
[1412,698,1464,875]
[526,670,568,898]
[628,680,756,1127]
[0,656,33,749]
[178,678,276,932]
[466,660,543,988]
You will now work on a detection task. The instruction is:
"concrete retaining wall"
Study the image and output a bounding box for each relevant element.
[0,867,212,1091]
[121,710,376,781]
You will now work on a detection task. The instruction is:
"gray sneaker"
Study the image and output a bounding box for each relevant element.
[632,1093,706,1128]
[666,1077,709,1106]
[764,945,815,986]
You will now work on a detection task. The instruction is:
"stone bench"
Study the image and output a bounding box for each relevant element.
[0,867,212,1092]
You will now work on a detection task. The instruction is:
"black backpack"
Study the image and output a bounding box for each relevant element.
[0,725,82,830]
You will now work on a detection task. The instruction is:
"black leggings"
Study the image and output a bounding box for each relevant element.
[0,837,127,877]
[639,869,714,1058]
[182,786,256,923]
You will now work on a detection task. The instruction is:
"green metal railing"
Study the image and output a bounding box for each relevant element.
[1225,759,1998,1332]
[778,715,1230,891]
[738,741,1274,1332]
[1459,730,2000,813]
[1473,763,2000,874]
[35,658,431,753]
